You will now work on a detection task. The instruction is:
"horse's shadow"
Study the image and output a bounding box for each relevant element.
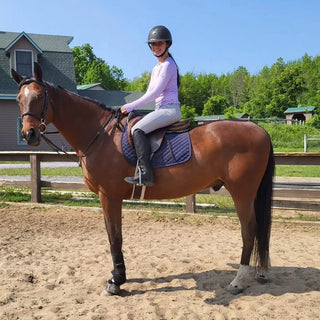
[122,264,320,305]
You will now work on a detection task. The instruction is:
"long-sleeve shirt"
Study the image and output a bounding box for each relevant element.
[124,57,180,112]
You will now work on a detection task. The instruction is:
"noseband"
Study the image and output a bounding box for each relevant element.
[19,78,49,133]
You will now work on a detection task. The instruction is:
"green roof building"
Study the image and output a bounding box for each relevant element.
[284,106,315,124]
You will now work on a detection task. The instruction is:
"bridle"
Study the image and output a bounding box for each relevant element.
[19,77,49,133]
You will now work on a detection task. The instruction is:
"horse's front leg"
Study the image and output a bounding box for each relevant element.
[99,193,126,296]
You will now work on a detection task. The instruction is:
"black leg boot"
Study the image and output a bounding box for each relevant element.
[124,129,154,186]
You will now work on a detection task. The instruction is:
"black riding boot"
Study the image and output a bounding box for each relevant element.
[124,129,154,186]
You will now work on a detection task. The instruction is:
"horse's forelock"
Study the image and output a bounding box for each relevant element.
[18,77,46,89]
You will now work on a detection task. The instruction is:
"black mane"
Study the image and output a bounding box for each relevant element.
[56,85,114,112]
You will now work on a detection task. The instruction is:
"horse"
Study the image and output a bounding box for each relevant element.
[12,62,274,296]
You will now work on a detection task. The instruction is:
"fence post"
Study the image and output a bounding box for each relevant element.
[304,134,308,153]
[186,194,196,213]
[30,154,41,202]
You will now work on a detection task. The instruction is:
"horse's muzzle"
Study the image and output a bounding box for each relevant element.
[21,128,41,146]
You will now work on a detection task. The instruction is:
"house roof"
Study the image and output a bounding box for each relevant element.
[78,90,154,111]
[284,106,315,114]
[77,83,109,90]
[4,32,42,53]
[0,31,73,52]
[0,31,76,95]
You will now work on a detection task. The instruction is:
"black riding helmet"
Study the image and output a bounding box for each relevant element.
[147,26,172,57]
[148,25,172,46]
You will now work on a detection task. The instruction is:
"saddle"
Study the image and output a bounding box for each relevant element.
[126,111,191,153]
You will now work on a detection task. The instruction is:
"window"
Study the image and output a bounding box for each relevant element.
[16,117,27,145]
[15,50,33,76]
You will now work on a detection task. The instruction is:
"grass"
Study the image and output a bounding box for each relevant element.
[0,187,236,215]
[0,167,83,176]
[1,187,319,222]
[275,165,320,177]
[1,164,320,178]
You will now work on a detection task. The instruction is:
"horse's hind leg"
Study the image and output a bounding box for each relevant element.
[227,198,256,295]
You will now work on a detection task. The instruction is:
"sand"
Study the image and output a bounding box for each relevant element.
[0,203,319,320]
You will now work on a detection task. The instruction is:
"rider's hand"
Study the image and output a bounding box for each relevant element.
[120,106,128,114]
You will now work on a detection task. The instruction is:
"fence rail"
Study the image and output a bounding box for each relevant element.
[1,151,320,211]
[304,134,320,152]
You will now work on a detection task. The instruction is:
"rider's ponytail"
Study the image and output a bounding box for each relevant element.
[168,52,180,88]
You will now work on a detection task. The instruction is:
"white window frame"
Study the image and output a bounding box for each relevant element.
[14,49,34,76]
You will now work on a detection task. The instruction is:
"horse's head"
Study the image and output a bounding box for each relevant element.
[12,62,50,146]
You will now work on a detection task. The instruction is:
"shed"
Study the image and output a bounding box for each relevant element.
[284,106,315,125]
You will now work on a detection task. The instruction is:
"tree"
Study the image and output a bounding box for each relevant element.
[125,71,151,92]
[72,44,97,84]
[202,95,228,116]
[72,44,127,90]
[266,62,304,117]
[181,105,198,120]
[179,73,200,113]
[229,66,250,108]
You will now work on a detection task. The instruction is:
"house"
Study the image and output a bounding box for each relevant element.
[0,31,153,151]
[284,106,315,125]
[0,31,77,151]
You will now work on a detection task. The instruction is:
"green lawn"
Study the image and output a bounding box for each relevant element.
[0,165,320,177]
[275,165,320,177]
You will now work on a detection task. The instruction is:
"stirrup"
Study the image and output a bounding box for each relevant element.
[124,175,154,187]
[124,167,154,186]
[124,167,142,185]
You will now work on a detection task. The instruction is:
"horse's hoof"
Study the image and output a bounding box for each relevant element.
[256,274,270,284]
[103,282,121,296]
[227,284,244,295]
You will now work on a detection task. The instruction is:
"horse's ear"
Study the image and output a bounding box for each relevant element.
[34,62,43,82]
[11,69,23,84]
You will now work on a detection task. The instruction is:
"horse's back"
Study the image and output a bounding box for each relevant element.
[191,120,270,156]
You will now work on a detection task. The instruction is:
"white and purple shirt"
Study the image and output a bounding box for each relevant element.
[124,57,180,112]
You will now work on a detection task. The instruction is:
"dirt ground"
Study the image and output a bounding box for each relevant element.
[0,203,319,320]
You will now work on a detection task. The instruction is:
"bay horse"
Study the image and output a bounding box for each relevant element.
[12,63,274,296]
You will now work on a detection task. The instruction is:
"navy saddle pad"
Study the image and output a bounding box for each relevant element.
[121,124,192,168]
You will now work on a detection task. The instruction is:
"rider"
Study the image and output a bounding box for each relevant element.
[121,25,181,186]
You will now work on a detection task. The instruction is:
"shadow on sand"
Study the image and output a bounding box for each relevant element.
[122,264,320,305]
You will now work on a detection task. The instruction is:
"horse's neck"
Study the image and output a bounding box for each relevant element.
[50,87,108,154]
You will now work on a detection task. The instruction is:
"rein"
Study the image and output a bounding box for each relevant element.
[79,108,123,158]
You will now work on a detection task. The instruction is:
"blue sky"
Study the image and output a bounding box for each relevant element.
[2,0,320,80]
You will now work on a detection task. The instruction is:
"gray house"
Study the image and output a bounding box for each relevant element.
[0,31,152,151]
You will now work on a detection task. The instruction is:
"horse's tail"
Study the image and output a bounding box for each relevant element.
[253,141,275,270]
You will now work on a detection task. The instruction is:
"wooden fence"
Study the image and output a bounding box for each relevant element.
[304,134,320,152]
[1,151,320,211]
